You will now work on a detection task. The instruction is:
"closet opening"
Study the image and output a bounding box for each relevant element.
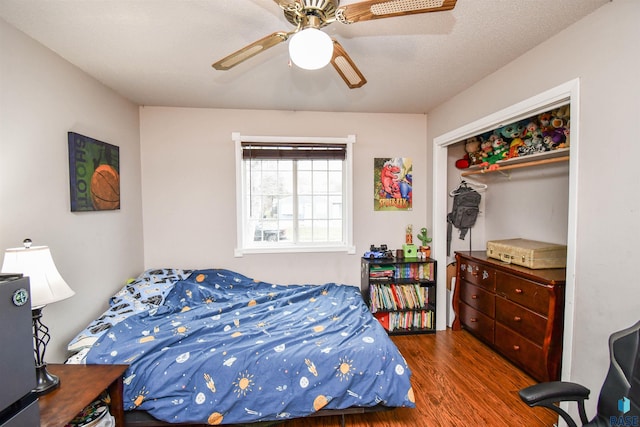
[431,79,580,385]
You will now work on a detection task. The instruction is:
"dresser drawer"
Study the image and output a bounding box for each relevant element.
[495,297,547,346]
[496,271,549,314]
[495,323,547,381]
[460,281,495,318]
[459,260,496,292]
[459,302,494,344]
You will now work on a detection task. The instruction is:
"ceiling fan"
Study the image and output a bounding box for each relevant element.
[212,0,457,89]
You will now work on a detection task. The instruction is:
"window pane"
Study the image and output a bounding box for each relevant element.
[312,220,328,242]
[328,219,343,241]
[313,170,328,193]
[329,195,342,219]
[279,219,292,241]
[328,160,342,171]
[253,220,284,242]
[312,195,328,219]
[328,171,342,193]
[240,141,348,250]
[298,170,312,194]
[298,219,313,242]
[298,160,312,171]
[313,159,328,170]
[278,172,293,195]
[298,195,311,220]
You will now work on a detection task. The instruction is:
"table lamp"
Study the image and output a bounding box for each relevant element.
[1,239,75,395]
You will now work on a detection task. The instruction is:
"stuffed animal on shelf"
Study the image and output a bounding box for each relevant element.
[454,136,484,169]
[519,129,545,156]
[498,122,525,140]
[417,227,432,246]
[466,136,485,166]
[541,105,571,150]
[480,135,508,170]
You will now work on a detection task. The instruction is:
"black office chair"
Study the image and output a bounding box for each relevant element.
[519,320,640,427]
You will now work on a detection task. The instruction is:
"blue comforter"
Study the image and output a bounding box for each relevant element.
[86,269,415,424]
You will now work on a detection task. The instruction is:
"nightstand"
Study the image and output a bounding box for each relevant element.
[38,364,128,427]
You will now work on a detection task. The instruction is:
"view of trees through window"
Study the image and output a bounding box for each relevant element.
[246,158,343,245]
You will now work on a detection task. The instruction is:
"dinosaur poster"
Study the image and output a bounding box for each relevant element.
[374,157,412,211]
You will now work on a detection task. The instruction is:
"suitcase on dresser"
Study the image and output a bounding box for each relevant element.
[486,238,567,269]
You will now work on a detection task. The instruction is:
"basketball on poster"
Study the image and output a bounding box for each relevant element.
[68,132,120,211]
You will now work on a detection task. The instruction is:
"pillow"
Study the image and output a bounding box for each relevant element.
[67,268,192,352]
[162,269,269,310]
[109,268,193,307]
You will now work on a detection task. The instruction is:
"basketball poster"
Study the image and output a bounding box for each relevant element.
[68,132,120,211]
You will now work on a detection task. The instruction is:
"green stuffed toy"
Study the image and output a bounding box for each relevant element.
[417,227,432,246]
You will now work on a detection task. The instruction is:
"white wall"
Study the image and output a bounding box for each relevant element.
[0,19,144,363]
[140,107,429,288]
[428,0,640,418]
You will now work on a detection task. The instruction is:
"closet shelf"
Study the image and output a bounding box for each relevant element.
[461,148,569,177]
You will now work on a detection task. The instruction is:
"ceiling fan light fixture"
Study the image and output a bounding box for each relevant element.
[288,28,333,70]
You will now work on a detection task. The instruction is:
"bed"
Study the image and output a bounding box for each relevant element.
[67,268,415,425]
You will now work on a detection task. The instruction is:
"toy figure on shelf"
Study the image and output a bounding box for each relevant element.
[479,134,508,171]
[417,227,432,246]
[417,227,432,258]
[405,224,413,244]
[455,136,484,169]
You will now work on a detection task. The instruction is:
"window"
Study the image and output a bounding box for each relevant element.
[233,133,355,256]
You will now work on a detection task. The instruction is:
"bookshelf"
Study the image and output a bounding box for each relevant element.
[361,257,437,335]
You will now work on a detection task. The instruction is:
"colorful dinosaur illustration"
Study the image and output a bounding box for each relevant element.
[380,162,401,198]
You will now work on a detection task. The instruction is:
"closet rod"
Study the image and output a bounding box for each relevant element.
[461,155,570,177]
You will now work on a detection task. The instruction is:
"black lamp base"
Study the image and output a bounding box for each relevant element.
[34,363,59,395]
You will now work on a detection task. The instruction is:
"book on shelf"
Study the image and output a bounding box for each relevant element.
[392,262,435,281]
[386,310,434,332]
[369,283,429,312]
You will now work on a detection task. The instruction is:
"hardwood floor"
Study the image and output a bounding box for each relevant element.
[281,329,558,427]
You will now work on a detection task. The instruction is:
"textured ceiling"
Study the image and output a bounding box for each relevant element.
[0,0,608,114]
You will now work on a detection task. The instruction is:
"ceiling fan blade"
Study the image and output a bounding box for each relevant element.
[336,0,456,24]
[212,32,288,70]
[330,40,367,89]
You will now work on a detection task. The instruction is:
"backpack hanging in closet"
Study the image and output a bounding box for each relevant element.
[447,182,481,255]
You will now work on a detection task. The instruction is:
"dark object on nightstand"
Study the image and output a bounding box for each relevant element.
[0,274,40,427]
[519,320,640,427]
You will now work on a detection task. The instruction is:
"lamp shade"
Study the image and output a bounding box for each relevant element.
[2,245,74,308]
[288,28,333,70]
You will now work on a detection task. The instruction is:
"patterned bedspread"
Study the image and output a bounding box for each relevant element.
[85,269,415,424]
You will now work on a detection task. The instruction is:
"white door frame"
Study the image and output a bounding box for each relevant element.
[431,79,580,382]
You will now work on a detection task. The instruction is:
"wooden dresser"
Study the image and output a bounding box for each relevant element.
[452,251,566,382]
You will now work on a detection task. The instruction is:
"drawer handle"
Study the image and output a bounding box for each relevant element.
[513,316,522,322]
[515,288,523,294]
[470,318,478,323]
[513,345,520,351]
[471,294,478,299]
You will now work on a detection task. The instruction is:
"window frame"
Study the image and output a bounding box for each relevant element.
[233,132,356,256]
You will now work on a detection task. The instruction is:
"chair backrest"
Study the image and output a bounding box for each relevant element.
[593,320,640,424]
